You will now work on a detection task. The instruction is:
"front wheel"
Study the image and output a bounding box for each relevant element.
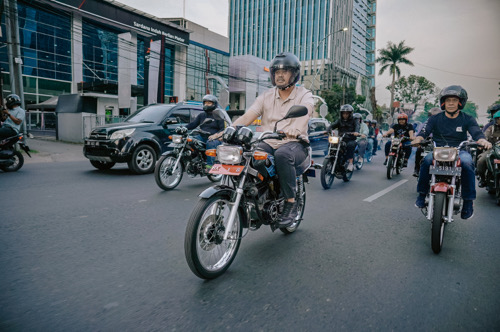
[431,192,447,254]
[0,151,24,172]
[396,155,403,174]
[320,157,335,189]
[386,155,395,179]
[184,193,243,279]
[281,176,306,234]
[154,155,184,190]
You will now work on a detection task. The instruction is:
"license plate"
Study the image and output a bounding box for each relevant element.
[429,165,461,176]
[209,164,244,176]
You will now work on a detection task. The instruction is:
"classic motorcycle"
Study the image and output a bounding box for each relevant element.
[320,132,354,189]
[154,121,222,190]
[420,140,478,254]
[184,106,319,279]
[386,136,410,179]
[482,141,500,205]
[0,133,31,172]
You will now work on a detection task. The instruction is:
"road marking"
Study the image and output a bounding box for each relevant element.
[363,179,408,202]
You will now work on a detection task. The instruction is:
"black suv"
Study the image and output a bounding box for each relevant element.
[83,103,203,174]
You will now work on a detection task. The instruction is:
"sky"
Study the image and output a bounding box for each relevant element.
[117,0,500,123]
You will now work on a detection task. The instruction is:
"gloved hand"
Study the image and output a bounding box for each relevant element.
[175,126,187,134]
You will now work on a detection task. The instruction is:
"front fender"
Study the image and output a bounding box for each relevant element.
[161,150,178,157]
[199,185,235,199]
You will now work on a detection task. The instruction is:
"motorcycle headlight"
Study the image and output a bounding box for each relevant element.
[171,135,183,144]
[223,126,237,143]
[217,145,243,164]
[433,147,458,162]
[392,138,401,146]
[110,128,135,140]
[329,136,339,144]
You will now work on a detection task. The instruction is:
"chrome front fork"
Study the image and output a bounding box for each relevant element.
[223,172,248,241]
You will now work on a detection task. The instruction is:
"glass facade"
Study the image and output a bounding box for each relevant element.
[186,42,229,102]
[0,1,72,105]
[350,0,368,76]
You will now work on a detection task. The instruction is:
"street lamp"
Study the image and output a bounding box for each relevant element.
[308,27,348,91]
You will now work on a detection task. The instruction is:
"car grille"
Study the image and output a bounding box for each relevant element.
[89,132,107,140]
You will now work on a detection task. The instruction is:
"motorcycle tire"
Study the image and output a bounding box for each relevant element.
[431,192,446,254]
[0,151,24,172]
[365,152,373,163]
[184,192,243,279]
[396,157,402,175]
[155,155,184,190]
[386,155,395,179]
[281,176,306,234]
[343,164,353,182]
[355,154,364,170]
[320,157,335,189]
[90,160,115,170]
[128,145,156,174]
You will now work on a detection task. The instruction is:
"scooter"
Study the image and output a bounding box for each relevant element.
[0,133,31,172]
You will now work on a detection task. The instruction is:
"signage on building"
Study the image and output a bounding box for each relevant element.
[59,0,189,46]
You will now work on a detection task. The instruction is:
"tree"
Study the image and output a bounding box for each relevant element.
[320,84,365,122]
[376,41,414,116]
[462,101,478,118]
[388,75,436,107]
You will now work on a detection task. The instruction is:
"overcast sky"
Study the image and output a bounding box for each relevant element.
[117,0,500,123]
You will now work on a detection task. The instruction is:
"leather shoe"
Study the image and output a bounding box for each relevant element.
[279,201,298,228]
[415,194,426,208]
[461,200,474,219]
[383,159,388,166]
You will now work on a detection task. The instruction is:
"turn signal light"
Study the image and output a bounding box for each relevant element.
[206,149,217,157]
[253,151,268,160]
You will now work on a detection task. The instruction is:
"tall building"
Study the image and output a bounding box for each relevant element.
[229,0,376,107]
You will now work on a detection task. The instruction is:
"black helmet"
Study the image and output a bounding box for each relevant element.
[6,94,21,108]
[353,113,362,122]
[371,120,377,125]
[489,103,500,115]
[340,104,354,113]
[269,52,301,90]
[202,94,218,112]
[364,119,372,124]
[439,85,468,111]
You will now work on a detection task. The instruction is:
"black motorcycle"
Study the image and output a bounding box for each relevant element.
[0,133,31,172]
[184,106,319,279]
[154,122,222,190]
[320,132,354,189]
[482,141,500,205]
[386,136,410,179]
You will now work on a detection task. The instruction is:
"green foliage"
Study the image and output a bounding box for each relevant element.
[414,102,438,123]
[387,75,436,105]
[462,101,478,118]
[319,84,366,122]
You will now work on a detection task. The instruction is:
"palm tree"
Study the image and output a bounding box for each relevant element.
[376,41,415,116]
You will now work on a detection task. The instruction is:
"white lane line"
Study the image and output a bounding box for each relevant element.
[363,179,408,202]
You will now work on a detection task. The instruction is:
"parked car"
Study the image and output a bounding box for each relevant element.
[308,118,330,155]
[83,102,203,174]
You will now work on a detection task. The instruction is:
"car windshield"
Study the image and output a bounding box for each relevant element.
[125,105,174,123]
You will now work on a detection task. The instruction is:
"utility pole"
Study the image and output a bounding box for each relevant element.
[4,0,24,108]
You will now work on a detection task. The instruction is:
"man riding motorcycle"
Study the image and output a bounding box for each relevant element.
[210,52,313,228]
[482,103,500,133]
[0,94,25,139]
[411,85,491,219]
[477,111,500,187]
[328,104,360,172]
[354,113,369,159]
[382,113,414,167]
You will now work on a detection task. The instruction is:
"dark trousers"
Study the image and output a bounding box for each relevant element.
[417,151,476,200]
[345,140,357,160]
[257,141,308,199]
[385,140,412,159]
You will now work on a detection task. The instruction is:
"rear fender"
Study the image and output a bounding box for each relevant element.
[431,182,451,194]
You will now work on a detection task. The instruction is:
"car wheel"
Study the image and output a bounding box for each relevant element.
[90,160,115,170]
[128,145,156,174]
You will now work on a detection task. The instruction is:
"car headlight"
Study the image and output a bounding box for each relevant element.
[110,128,135,140]
[217,145,243,164]
[171,135,183,144]
[329,136,339,144]
[433,147,458,162]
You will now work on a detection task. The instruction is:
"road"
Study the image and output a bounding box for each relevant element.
[1,153,499,330]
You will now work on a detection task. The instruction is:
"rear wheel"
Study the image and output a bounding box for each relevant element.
[386,155,395,179]
[0,151,24,172]
[128,145,156,174]
[355,154,364,170]
[184,193,242,279]
[90,160,115,170]
[281,176,306,234]
[320,158,335,189]
[431,192,447,254]
[154,155,183,190]
[343,162,353,182]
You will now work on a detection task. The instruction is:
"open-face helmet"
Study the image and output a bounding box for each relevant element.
[5,94,21,109]
[269,52,301,90]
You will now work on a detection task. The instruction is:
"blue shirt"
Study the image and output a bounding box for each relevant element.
[4,106,25,133]
[419,112,485,147]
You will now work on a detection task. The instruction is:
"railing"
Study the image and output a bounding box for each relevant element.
[25,111,57,137]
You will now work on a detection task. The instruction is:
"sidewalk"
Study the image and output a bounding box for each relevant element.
[24,136,86,163]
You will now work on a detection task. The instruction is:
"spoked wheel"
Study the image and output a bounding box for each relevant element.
[355,154,364,170]
[396,156,403,174]
[320,158,335,189]
[281,176,306,234]
[365,151,373,163]
[431,192,447,254]
[154,155,184,190]
[0,151,24,172]
[184,193,242,279]
[386,156,395,179]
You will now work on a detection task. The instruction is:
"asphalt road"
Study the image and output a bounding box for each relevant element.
[1,151,499,331]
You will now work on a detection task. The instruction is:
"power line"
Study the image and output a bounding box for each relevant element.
[413,61,500,81]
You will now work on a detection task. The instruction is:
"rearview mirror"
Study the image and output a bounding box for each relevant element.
[164,117,178,125]
[284,105,308,119]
